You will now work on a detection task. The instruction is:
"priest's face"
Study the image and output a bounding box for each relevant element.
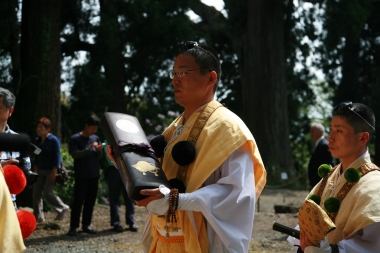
[327,116,366,167]
[171,54,215,110]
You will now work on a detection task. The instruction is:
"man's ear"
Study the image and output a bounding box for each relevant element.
[8,106,14,117]
[359,132,370,145]
[207,71,217,87]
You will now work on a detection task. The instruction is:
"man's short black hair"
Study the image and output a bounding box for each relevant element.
[177,41,221,92]
[0,87,16,108]
[85,115,100,126]
[332,102,375,142]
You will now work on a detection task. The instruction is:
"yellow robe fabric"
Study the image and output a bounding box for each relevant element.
[311,155,380,244]
[0,165,26,253]
[149,101,266,253]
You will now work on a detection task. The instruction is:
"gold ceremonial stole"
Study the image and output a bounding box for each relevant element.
[175,101,224,182]
[162,100,224,184]
[317,163,380,222]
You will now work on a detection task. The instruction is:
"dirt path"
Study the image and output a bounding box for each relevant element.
[24,188,307,252]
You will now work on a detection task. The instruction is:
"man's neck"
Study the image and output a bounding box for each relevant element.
[0,122,8,133]
[41,133,50,142]
[80,131,90,138]
[340,149,368,172]
[183,101,213,124]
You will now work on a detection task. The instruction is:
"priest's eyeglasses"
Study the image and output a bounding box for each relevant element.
[333,101,375,130]
[169,69,201,79]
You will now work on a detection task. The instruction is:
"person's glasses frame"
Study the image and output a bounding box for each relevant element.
[169,69,202,79]
[333,101,375,130]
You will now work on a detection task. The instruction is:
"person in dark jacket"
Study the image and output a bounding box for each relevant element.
[33,117,69,222]
[103,141,138,233]
[308,122,335,189]
[67,115,103,236]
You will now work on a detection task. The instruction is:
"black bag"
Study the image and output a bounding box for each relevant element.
[101,112,169,200]
[56,163,69,184]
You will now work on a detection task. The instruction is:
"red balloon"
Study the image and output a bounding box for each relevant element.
[16,210,36,239]
[3,165,27,194]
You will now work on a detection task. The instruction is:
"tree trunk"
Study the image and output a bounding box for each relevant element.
[15,0,62,140]
[7,0,22,90]
[239,0,295,183]
[334,37,361,105]
[15,0,62,208]
[98,0,126,113]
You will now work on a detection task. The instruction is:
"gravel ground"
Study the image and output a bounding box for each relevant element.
[24,188,307,253]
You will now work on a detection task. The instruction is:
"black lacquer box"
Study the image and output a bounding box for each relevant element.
[101,112,169,200]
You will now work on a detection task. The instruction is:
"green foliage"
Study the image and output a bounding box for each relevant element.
[54,144,75,205]
[54,144,109,206]
[2,0,380,189]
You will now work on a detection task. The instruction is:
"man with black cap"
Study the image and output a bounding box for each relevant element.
[108,42,267,252]
[289,102,380,253]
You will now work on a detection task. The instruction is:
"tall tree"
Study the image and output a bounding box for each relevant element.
[312,0,380,163]
[0,0,21,91]
[14,0,62,139]
[242,0,294,181]
[61,0,202,139]
[190,0,296,183]
[97,0,126,112]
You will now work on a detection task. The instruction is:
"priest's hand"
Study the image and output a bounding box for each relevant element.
[136,188,165,206]
[300,230,318,251]
[136,186,169,216]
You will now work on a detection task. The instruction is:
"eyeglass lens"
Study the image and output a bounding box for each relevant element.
[169,70,183,79]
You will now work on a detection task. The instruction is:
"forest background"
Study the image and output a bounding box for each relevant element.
[1,0,380,207]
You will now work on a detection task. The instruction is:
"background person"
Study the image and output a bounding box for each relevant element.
[103,141,138,233]
[32,117,69,223]
[294,102,380,252]
[0,87,31,210]
[109,41,267,253]
[67,115,103,236]
[307,122,335,189]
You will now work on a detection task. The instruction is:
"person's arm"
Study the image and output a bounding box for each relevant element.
[52,137,61,169]
[69,136,93,159]
[69,149,92,159]
[95,137,103,159]
[303,222,380,253]
[50,136,61,182]
[142,145,255,253]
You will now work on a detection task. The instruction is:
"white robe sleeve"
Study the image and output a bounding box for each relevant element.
[145,145,255,253]
[338,222,380,252]
[189,145,255,253]
[288,221,380,252]
[141,214,153,253]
